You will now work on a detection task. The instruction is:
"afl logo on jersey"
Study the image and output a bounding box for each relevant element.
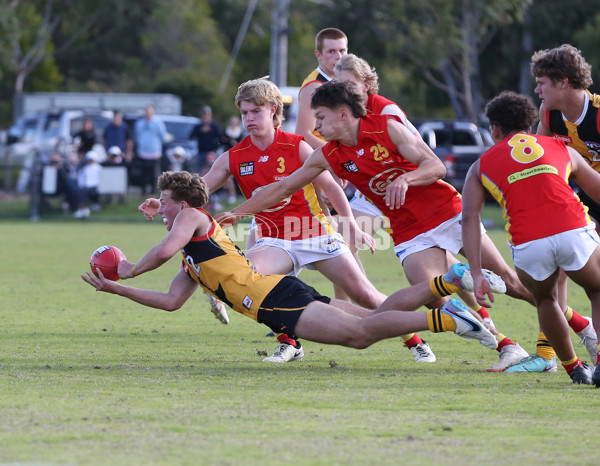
[239,162,254,176]
[341,161,359,173]
[586,141,600,150]
[368,168,405,196]
[251,185,292,212]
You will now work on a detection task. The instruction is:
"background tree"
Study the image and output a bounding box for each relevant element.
[1,0,600,127]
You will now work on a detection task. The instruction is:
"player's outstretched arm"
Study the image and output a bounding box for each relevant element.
[123,207,210,279]
[82,268,198,311]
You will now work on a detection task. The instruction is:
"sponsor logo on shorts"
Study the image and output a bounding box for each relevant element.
[243,295,253,310]
[239,162,254,176]
[342,161,359,172]
[326,243,341,253]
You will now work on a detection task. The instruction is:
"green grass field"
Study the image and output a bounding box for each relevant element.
[1,211,600,465]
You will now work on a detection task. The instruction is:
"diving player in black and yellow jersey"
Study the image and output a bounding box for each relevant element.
[81,170,500,355]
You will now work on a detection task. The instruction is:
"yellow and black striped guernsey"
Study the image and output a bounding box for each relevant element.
[181,209,284,322]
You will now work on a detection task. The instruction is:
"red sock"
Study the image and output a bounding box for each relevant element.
[403,334,423,348]
[562,358,583,375]
[497,337,515,352]
[277,334,298,347]
[477,308,491,320]
[567,310,590,333]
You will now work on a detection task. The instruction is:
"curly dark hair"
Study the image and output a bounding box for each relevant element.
[157,171,209,208]
[531,44,593,89]
[310,81,367,118]
[485,91,538,135]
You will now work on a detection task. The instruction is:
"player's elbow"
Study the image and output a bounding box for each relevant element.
[163,297,185,312]
[438,164,447,179]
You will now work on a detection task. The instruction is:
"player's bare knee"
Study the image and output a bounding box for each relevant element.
[347,287,380,309]
[346,335,372,349]
[345,325,377,349]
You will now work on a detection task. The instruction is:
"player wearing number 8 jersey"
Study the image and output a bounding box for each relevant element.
[462,91,600,385]
[480,132,590,244]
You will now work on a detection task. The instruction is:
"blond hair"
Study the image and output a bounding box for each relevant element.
[335,54,379,95]
[235,78,283,128]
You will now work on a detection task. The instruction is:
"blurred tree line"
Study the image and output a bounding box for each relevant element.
[1,0,600,126]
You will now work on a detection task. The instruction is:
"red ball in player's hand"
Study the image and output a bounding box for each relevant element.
[90,245,127,281]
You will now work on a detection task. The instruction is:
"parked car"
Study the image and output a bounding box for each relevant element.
[417,120,493,192]
[4,113,48,162]
[160,114,201,160]
[37,109,113,161]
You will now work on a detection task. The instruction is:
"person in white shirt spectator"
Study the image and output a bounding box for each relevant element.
[74,150,103,218]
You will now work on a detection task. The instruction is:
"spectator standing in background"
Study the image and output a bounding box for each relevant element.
[104,110,133,160]
[75,118,96,157]
[191,105,223,175]
[134,105,166,194]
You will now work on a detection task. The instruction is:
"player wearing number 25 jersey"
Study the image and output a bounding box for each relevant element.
[479,133,592,245]
[321,113,463,247]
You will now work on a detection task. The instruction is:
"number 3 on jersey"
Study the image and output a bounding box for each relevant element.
[276,156,285,173]
[508,134,544,163]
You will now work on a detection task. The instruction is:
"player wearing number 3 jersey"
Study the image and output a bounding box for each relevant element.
[461,91,600,385]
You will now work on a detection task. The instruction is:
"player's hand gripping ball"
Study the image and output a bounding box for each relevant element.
[90,245,127,281]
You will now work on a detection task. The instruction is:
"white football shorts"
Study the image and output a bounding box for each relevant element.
[511,224,599,281]
[349,191,384,217]
[393,212,486,264]
[249,233,350,276]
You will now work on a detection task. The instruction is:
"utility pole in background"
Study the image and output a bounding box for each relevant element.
[269,0,290,87]
[218,0,258,94]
